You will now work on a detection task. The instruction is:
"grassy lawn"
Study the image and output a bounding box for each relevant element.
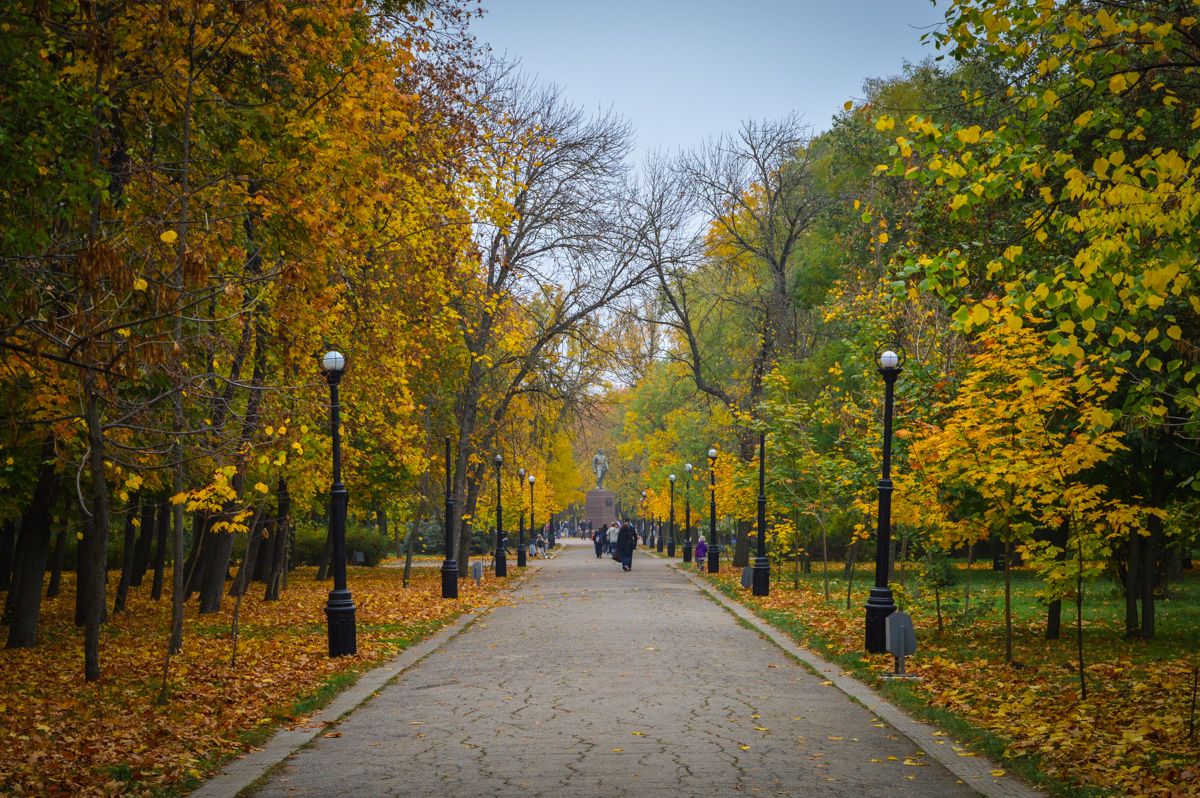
[699,557,1199,798]
[0,565,517,797]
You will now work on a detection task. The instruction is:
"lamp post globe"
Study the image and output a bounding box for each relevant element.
[320,351,355,656]
[865,346,904,653]
[683,463,693,562]
[667,473,677,557]
[493,454,507,577]
[517,468,527,567]
[707,448,720,573]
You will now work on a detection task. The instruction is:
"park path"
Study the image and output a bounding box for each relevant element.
[249,540,979,798]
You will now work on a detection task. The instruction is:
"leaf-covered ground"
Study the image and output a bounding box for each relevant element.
[0,566,516,797]
[698,561,1199,798]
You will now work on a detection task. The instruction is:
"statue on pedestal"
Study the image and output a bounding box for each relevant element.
[592,450,609,489]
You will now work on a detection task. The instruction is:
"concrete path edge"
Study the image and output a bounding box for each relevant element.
[189,609,482,798]
[672,562,1043,798]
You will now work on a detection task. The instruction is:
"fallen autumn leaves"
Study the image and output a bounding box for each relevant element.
[701,567,1198,798]
[0,566,514,797]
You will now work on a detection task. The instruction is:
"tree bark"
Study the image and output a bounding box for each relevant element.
[113,498,138,613]
[150,500,169,601]
[0,518,15,592]
[264,478,290,601]
[6,438,59,648]
[1045,520,1068,640]
[130,498,156,587]
[82,380,111,681]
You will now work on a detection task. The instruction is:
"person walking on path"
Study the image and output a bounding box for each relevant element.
[535,533,547,558]
[617,519,637,572]
[593,526,605,558]
[606,522,619,556]
[695,536,708,569]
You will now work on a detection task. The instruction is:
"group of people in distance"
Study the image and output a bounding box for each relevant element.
[592,520,637,570]
[590,520,708,572]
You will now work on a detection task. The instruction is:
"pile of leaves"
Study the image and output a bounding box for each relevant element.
[704,567,1199,797]
[0,566,513,796]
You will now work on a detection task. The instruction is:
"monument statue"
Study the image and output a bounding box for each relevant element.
[591,450,609,489]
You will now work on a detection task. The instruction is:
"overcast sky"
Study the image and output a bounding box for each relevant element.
[470,0,948,161]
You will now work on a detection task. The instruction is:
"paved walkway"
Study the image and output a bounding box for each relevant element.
[235,540,1004,798]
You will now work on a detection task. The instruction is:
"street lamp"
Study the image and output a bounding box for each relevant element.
[528,473,536,554]
[865,346,904,653]
[441,436,457,599]
[517,468,527,567]
[752,431,770,596]
[667,473,677,557]
[494,454,507,578]
[320,350,355,656]
[683,463,693,563]
[707,448,719,573]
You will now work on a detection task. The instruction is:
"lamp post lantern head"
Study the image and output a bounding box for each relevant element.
[708,448,718,460]
[494,453,502,465]
[320,350,346,375]
[685,462,693,474]
[879,350,900,370]
[669,473,676,483]
[518,467,525,478]
[528,474,535,485]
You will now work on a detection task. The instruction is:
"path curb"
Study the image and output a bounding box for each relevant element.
[672,563,1044,798]
[190,610,482,798]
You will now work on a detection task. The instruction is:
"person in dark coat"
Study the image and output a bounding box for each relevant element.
[617,520,637,572]
[593,526,605,558]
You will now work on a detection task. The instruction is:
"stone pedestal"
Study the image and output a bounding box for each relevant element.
[585,489,617,529]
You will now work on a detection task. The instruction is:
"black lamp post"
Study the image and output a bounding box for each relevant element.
[517,468,527,567]
[320,350,356,656]
[752,431,770,596]
[865,347,903,653]
[494,454,507,577]
[667,473,677,557]
[683,463,693,562]
[441,435,457,599]
[707,448,720,573]
[528,473,536,552]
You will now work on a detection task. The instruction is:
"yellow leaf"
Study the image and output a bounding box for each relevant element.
[133,277,148,291]
[843,100,853,111]
[160,230,178,244]
[991,769,1006,777]
[254,482,269,494]
[969,304,990,327]
[1167,325,1182,340]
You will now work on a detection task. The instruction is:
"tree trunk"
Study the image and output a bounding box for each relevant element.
[3,517,24,625]
[113,498,138,613]
[46,527,67,600]
[229,517,265,597]
[733,519,750,568]
[130,498,156,587]
[0,518,15,592]
[1124,528,1140,637]
[402,519,416,589]
[1046,520,1068,640]
[6,438,59,648]
[316,513,333,581]
[197,523,234,614]
[82,381,111,681]
[265,478,291,601]
[844,539,858,610]
[150,500,169,601]
[1003,537,1013,665]
[1140,518,1160,640]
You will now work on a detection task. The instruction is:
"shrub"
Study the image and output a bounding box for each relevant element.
[292,520,389,567]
